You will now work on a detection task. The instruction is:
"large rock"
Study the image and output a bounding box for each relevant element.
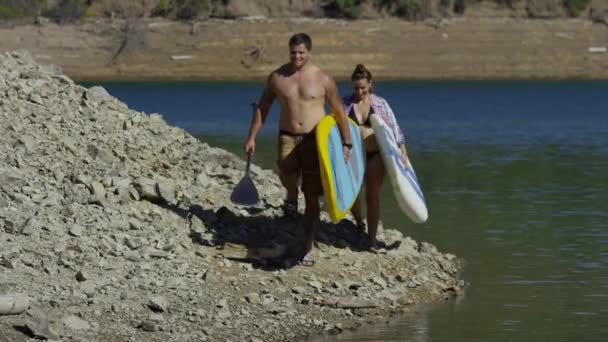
[62,315,90,331]
[133,177,159,201]
[22,308,62,340]
[156,180,176,204]
[148,296,168,312]
[0,295,30,315]
[84,86,111,104]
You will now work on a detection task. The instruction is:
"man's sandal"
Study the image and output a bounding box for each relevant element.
[299,254,315,267]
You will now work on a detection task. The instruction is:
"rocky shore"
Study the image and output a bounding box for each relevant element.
[0,50,464,341]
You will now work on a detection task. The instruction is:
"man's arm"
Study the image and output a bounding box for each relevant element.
[325,75,351,160]
[244,74,276,154]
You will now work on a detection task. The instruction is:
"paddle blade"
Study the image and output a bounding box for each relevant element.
[230,175,259,206]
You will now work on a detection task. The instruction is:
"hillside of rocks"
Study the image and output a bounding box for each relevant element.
[3,0,607,21]
[0,50,465,341]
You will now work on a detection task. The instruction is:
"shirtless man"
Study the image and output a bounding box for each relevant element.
[243,33,352,266]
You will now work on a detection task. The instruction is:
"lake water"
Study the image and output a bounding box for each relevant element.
[89,80,608,341]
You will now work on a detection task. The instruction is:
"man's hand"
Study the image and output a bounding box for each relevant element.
[343,145,351,163]
[244,139,256,156]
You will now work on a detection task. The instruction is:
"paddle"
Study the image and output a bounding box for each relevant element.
[230,153,259,205]
[230,103,260,206]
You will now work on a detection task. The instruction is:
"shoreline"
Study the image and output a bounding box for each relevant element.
[0,50,465,342]
[1,17,608,81]
[76,75,608,83]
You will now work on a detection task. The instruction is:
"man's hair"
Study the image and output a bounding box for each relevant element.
[289,33,312,51]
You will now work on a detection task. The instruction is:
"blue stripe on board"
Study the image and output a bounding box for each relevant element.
[344,123,360,204]
[338,128,353,211]
[328,132,344,206]
[407,163,419,183]
[345,121,365,211]
[349,121,364,182]
[330,125,359,212]
[405,168,426,203]
[382,125,426,205]
[345,153,356,204]
[405,166,423,194]
[324,120,365,214]
[389,148,425,202]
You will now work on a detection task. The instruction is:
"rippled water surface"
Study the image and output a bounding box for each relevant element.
[92,80,608,341]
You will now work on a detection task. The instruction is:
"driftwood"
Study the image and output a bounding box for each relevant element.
[0,294,30,315]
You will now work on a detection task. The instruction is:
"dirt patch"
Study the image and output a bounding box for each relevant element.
[1,17,607,81]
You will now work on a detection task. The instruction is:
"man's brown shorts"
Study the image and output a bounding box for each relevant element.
[277,130,323,196]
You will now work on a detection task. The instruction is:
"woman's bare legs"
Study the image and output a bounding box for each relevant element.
[364,154,385,249]
[350,196,366,231]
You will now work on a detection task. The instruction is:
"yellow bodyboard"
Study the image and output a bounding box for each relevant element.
[316,114,365,222]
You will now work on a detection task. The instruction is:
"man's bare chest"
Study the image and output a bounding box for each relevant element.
[274,78,325,101]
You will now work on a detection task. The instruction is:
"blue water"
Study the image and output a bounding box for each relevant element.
[92,81,608,148]
[90,80,608,341]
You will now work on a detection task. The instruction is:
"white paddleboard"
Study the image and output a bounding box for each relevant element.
[369,115,428,223]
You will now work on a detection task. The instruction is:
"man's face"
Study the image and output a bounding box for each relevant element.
[289,43,310,69]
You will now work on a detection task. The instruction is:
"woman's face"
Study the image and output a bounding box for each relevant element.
[353,78,372,100]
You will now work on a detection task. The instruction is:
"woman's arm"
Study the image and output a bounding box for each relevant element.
[381,97,408,165]
[399,143,408,167]
[383,98,406,146]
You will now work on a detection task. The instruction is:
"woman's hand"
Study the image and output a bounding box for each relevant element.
[400,147,409,168]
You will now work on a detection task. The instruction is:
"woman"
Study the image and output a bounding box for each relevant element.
[343,64,408,251]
